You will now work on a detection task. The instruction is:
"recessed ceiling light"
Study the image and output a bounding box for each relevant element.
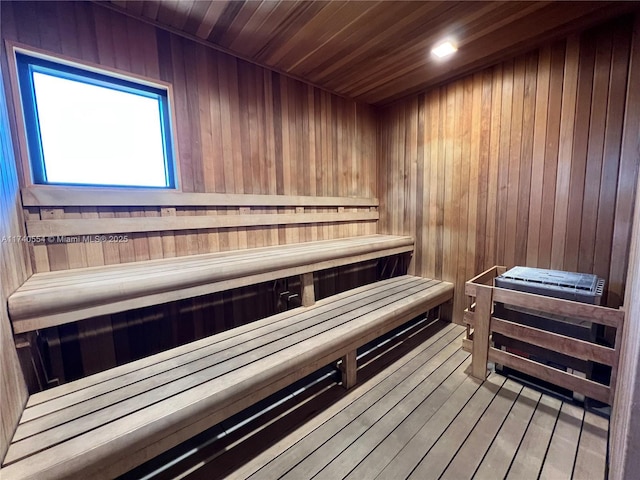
[432,41,457,58]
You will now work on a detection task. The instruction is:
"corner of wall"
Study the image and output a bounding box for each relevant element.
[609,12,640,480]
[0,49,30,463]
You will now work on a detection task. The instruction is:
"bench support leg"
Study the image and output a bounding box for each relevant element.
[300,273,315,307]
[339,350,357,389]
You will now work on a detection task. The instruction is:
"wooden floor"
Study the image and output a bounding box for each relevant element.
[125,321,609,480]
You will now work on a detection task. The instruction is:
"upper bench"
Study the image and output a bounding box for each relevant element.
[8,234,414,333]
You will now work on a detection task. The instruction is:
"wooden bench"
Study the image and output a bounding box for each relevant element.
[5,194,450,478]
[2,275,453,479]
[8,234,413,333]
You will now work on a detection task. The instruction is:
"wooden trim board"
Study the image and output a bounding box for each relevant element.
[489,347,610,404]
[471,285,492,379]
[464,313,616,366]
[492,287,625,328]
[491,317,616,366]
[22,187,379,208]
[26,211,379,237]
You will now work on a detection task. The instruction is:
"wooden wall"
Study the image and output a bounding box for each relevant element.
[610,14,640,480]
[0,63,29,461]
[1,0,377,274]
[379,16,640,323]
[0,1,378,388]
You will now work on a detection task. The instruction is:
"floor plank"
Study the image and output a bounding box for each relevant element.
[227,324,462,479]
[404,373,506,480]
[506,393,562,479]
[573,411,609,480]
[539,402,585,480]
[312,351,470,479]
[440,378,523,479]
[194,329,609,480]
[372,375,488,479]
[248,328,465,479]
[473,386,541,479]
[344,358,472,479]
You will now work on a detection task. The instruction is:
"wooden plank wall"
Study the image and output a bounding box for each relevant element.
[610,14,640,480]
[0,1,378,388]
[108,1,640,105]
[378,15,640,324]
[0,61,30,461]
[1,0,377,274]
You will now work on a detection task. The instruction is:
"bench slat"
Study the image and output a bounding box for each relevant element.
[13,247,409,333]
[13,235,402,289]
[8,279,436,460]
[9,235,414,333]
[25,275,411,408]
[19,277,421,427]
[2,276,453,479]
[18,235,383,286]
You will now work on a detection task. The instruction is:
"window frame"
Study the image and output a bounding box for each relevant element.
[7,42,180,190]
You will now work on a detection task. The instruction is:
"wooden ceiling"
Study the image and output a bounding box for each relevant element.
[107,1,639,105]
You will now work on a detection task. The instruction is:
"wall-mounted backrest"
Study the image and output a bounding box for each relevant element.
[21,187,379,273]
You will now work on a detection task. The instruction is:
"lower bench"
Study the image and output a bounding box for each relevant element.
[1,275,453,479]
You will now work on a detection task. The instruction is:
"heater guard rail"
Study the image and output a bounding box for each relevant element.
[463,265,625,405]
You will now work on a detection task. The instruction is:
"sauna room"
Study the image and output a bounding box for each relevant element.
[1,1,640,479]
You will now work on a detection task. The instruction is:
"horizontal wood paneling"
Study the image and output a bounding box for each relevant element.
[0,57,29,461]
[107,0,640,105]
[379,16,640,323]
[1,0,378,273]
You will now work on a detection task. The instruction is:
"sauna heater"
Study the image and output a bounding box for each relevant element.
[492,266,606,405]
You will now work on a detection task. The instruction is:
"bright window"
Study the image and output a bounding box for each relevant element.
[16,52,176,188]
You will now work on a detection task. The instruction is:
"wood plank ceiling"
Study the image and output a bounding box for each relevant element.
[108,1,639,105]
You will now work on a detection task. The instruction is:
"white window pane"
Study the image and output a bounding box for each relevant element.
[32,72,168,187]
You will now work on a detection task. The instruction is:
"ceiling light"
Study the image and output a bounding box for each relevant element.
[432,41,457,58]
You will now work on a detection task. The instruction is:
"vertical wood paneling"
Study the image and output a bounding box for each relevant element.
[515,53,536,267]
[554,36,582,271]
[0,1,381,394]
[610,14,640,480]
[526,45,550,266]
[495,60,512,268]
[537,42,563,269]
[1,1,378,273]
[0,53,29,462]
[379,17,639,323]
[504,57,524,268]
[594,25,631,281]
[1,1,380,391]
[484,65,501,269]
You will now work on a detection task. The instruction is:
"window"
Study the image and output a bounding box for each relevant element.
[16,52,176,188]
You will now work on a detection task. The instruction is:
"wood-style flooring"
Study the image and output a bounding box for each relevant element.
[124,321,608,480]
